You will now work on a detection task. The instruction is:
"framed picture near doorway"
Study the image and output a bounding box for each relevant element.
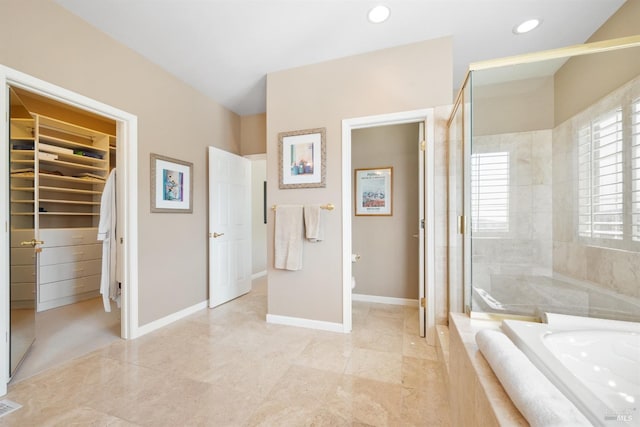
[278,127,326,189]
[150,153,193,213]
[354,167,393,216]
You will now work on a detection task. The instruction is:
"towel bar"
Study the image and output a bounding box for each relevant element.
[272,203,334,211]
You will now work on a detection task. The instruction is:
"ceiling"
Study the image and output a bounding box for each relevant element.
[54,0,626,116]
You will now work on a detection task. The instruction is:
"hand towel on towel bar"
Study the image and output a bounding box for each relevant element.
[274,205,304,271]
[304,205,324,242]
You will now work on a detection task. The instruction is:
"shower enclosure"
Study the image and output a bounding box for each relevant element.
[447,36,640,322]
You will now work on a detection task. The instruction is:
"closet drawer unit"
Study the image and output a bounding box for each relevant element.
[10,247,36,265]
[10,265,36,283]
[39,228,98,248]
[39,274,100,303]
[40,244,102,266]
[39,259,102,284]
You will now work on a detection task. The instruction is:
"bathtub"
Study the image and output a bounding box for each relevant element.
[502,314,639,427]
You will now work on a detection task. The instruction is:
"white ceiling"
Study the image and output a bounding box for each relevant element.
[54,0,626,116]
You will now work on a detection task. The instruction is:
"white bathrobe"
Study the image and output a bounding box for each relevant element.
[97,168,119,312]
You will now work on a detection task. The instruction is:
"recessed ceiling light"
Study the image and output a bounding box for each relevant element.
[368,5,390,24]
[513,18,542,35]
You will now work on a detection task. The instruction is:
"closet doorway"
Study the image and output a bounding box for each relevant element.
[1,66,139,394]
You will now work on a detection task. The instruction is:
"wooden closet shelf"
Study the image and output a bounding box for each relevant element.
[39,186,102,195]
[38,174,105,185]
[40,158,106,172]
[40,199,101,206]
[38,212,100,216]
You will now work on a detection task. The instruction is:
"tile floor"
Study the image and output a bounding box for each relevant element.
[1,278,451,426]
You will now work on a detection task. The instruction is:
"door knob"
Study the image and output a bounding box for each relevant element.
[20,239,44,247]
[211,232,225,238]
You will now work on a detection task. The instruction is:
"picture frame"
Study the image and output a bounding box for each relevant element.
[278,127,326,189]
[150,153,193,213]
[355,167,393,216]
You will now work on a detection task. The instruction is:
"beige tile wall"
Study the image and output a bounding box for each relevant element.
[447,313,527,427]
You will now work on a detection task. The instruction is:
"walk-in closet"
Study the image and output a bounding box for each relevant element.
[8,87,120,381]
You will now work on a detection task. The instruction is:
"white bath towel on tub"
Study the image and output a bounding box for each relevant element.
[274,205,304,271]
[476,329,591,427]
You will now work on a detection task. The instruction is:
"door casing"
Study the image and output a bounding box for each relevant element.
[341,108,436,344]
[0,65,139,395]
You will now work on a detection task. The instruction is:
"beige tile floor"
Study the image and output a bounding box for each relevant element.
[1,278,451,426]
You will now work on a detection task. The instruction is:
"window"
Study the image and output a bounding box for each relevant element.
[471,152,509,233]
[578,107,624,240]
[577,90,640,251]
[632,98,640,241]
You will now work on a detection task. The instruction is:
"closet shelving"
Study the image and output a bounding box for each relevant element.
[36,115,109,229]
[9,117,36,230]
[9,88,114,311]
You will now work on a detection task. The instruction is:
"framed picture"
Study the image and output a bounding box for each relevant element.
[278,127,326,189]
[150,153,193,213]
[355,167,393,216]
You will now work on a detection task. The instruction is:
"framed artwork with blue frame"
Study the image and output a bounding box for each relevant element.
[150,153,193,213]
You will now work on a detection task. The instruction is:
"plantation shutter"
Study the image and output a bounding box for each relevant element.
[471,152,509,233]
[632,98,640,241]
[578,107,624,240]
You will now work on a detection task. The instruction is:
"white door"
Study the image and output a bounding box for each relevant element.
[208,147,252,308]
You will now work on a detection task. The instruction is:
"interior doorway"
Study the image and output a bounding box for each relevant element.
[341,109,436,344]
[0,65,139,395]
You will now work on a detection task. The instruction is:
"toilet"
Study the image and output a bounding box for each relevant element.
[351,253,360,290]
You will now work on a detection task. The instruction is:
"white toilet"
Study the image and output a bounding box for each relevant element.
[351,254,360,290]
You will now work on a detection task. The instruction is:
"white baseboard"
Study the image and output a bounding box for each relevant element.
[266,313,345,333]
[251,270,267,280]
[352,293,418,307]
[134,300,207,338]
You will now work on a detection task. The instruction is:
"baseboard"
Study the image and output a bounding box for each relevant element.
[266,313,345,333]
[251,270,267,280]
[352,293,418,307]
[134,300,207,338]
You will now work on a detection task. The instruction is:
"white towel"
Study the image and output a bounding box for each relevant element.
[304,205,324,242]
[476,329,591,427]
[274,205,304,271]
[97,168,119,312]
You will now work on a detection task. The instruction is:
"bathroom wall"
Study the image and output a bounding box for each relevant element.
[240,113,267,155]
[554,0,640,126]
[351,123,419,300]
[1,0,241,326]
[249,156,267,275]
[266,38,452,325]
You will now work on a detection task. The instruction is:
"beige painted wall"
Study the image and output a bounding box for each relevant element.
[240,113,267,155]
[250,157,267,275]
[472,77,555,136]
[554,0,640,125]
[266,38,452,324]
[352,123,419,300]
[1,0,241,326]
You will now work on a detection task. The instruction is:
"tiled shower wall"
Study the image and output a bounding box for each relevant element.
[471,130,553,292]
[552,76,640,300]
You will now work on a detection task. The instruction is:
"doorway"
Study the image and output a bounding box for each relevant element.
[341,109,436,344]
[0,65,139,395]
